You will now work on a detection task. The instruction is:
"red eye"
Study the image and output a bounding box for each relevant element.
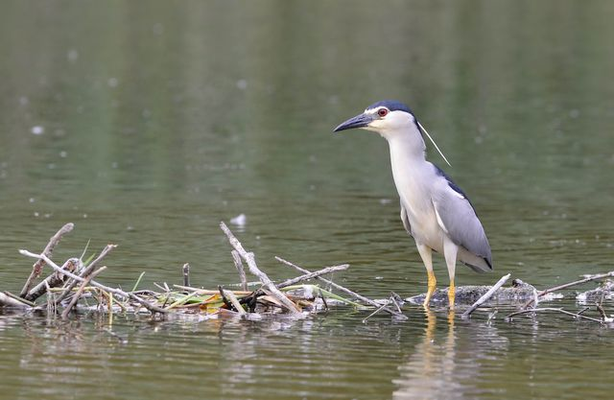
[378,108,388,117]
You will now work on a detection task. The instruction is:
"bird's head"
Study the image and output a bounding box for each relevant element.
[333,100,415,137]
[333,100,451,166]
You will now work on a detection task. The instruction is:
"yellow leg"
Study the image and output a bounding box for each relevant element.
[422,270,437,307]
[448,278,455,309]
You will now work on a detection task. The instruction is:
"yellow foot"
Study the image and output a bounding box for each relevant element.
[422,271,437,307]
[448,279,455,310]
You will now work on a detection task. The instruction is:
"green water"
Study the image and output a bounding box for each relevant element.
[1,1,614,399]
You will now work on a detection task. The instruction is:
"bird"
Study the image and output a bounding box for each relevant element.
[333,100,492,309]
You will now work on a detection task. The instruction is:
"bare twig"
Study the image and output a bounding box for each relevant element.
[61,266,107,319]
[362,302,389,323]
[173,285,251,296]
[275,256,406,319]
[220,222,301,314]
[19,223,74,298]
[56,244,117,303]
[221,288,246,315]
[594,301,612,323]
[318,288,329,311]
[577,306,590,316]
[523,271,614,309]
[55,244,117,304]
[232,250,247,291]
[462,273,511,319]
[506,307,603,323]
[44,280,55,315]
[19,249,167,314]
[182,263,190,287]
[276,264,350,289]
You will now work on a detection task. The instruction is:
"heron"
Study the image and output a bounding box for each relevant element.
[333,100,492,309]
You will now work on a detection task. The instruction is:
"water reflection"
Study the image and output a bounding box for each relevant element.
[393,310,509,399]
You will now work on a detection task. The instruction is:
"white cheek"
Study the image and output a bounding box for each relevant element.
[368,119,386,129]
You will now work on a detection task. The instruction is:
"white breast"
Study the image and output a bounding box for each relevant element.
[388,138,445,252]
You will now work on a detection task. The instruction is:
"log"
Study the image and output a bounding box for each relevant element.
[462,274,511,319]
[24,258,79,301]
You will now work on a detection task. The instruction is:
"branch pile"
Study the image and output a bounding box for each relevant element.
[0,222,405,320]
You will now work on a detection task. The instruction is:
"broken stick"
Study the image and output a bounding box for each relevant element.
[61,266,107,319]
[54,244,117,305]
[19,249,167,314]
[462,273,511,319]
[24,258,80,302]
[19,222,74,298]
[232,250,247,291]
[523,270,614,309]
[220,222,301,314]
[275,256,406,319]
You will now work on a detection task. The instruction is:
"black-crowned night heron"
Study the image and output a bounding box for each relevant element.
[334,100,493,309]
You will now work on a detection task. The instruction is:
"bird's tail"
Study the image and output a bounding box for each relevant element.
[459,248,492,273]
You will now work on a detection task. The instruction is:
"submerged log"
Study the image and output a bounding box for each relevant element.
[0,292,32,309]
[406,280,537,307]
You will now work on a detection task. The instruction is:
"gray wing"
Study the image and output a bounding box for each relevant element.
[400,203,412,236]
[432,182,493,269]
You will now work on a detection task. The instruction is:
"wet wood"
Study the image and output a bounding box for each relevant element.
[0,292,32,309]
[19,222,74,298]
[220,222,301,314]
[275,256,406,319]
[523,270,614,309]
[24,258,79,301]
[19,249,168,314]
[506,307,604,324]
[54,244,117,305]
[231,250,247,291]
[182,263,190,287]
[61,266,107,319]
[462,274,511,319]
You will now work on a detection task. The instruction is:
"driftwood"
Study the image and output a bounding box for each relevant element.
[523,271,614,309]
[61,266,107,319]
[275,256,407,319]
[182,263,190,287]
[231,250,247,291]
[462,274,511,319]
[19,222,74,297]
[24,258,80,302]
[54,244,116,305]
[0,292,32,309]
[19,249,168,314]
[220,221,301,314]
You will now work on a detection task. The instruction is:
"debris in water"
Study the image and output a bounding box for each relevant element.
[230,213,247,227]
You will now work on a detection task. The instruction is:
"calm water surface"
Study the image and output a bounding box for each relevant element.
[1,1,614,399]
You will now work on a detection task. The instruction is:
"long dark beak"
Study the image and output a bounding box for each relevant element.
[333,113,374,133]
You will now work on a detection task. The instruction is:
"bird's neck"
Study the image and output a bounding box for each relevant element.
[384,128,427,170]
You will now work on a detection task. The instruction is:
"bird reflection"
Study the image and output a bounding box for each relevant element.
[393,309,507,399]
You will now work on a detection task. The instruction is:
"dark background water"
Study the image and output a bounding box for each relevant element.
[1,1,613,399]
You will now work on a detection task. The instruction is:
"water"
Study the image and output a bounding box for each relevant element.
[1,1,614,399]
